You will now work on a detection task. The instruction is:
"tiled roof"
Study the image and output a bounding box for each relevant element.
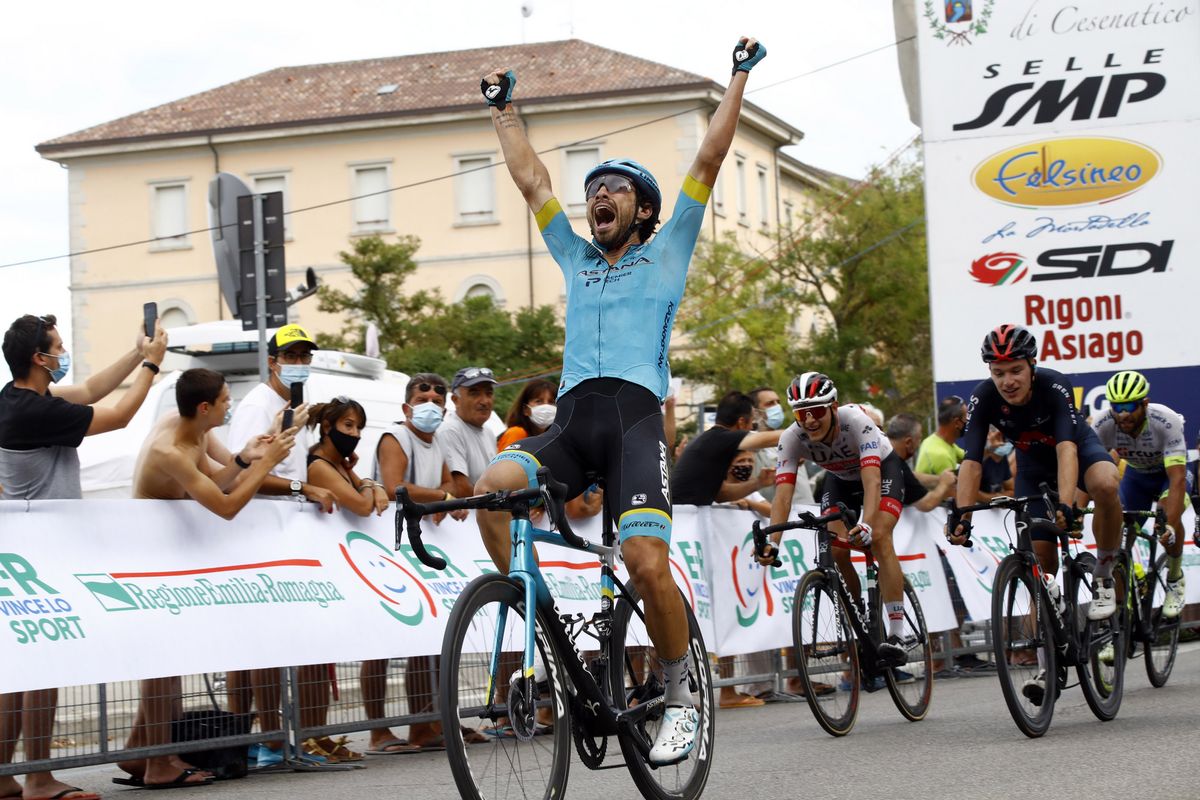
[38,39,716,152]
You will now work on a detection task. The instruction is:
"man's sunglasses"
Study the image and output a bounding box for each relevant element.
[585,174,634,200]
[416,382,447,396]
[1111,400,1141,414]
[793,405,831,421]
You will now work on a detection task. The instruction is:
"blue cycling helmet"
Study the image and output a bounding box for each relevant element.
[584,158,662,230]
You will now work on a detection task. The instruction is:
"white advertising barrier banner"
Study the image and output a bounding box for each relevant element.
[932,504,1200,620]
[914,1,1200,417]
[0,500,723,694]
[707,505,959,657]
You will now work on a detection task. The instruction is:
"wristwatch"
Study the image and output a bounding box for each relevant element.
[290,480,303,497]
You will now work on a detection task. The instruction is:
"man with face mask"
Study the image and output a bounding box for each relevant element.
[915,395,967,478]
[980,425,1016,499]
[0,313,166,800]
[749,386,809,504]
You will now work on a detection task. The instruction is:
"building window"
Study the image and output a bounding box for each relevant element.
[150,181,189,250]
[782,198,795,230]
[757,165,770,228]
[351,164,391,233]
[252,172,291,240]
[455,155,496,225]
[564,146,601,215]
[465,283,497,301]
[454,274,506,308]
[712,175,725,217]
[735,157,748,225]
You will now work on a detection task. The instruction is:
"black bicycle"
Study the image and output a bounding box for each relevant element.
[752,506,933,737]
[395,468,714,800]
[950,486,1125,738]
[1109,508,1179,688]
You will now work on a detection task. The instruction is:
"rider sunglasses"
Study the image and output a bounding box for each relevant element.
[1111,400,1141,414]
[584,174,635,200]
[794,405,831,421]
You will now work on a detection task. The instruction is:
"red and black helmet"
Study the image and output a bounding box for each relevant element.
[786,372,838,409]
[981,324,1038,363]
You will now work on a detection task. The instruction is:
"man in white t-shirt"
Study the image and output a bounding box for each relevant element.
[223,324,335,768]
[439,366,499,496]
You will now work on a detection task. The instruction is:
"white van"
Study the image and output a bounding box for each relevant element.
[78,321,504,498]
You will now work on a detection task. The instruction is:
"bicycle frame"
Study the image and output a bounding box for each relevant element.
[809,529,891,674]
[1118,510,1168,644]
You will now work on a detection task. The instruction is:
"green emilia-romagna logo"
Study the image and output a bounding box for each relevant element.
[0,552,85,646]
[75,558,346,617]
[339,531,469,625]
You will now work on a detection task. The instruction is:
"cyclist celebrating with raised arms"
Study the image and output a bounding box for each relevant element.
[947,325,1124,618]
[757,373,912,665]
[1092,370,1189,617]
[474,37,766,765]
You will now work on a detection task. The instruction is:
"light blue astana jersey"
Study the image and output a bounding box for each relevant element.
[534,176,711,401]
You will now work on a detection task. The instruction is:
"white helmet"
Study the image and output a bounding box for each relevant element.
[786,372,837,409]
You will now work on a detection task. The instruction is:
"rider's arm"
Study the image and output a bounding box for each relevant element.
[486,76,553,212]
[1054,441,1079,510]
[859,464,882,529]
[1164,463,1187,533]
[954,459,983,513]
[688,69,750,188]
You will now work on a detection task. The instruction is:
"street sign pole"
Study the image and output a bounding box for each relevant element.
[252,194,268,384]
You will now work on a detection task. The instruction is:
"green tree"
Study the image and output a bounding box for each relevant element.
[316,235,564,411]
[674,146,931,415]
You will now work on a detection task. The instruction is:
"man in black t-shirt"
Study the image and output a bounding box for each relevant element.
[671,391,781,505]
[0,312,167,800]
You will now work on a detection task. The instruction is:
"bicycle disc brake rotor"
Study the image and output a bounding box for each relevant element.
[507,671,538,742]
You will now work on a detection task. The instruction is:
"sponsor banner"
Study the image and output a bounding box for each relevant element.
[916,1,1200,433]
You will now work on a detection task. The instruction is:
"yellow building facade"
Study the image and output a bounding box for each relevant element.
[38,40,836,380]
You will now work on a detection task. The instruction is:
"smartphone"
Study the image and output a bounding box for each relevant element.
[282,408,294,430]
[143,302,158,338]
[282,381,303,430]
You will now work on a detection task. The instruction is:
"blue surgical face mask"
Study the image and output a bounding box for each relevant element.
[993,442,1014,457]
[409,401,444,434]
[764,404,785,430]
[278,364,310,388]
[223,406,233,426]
[39,351,70,383]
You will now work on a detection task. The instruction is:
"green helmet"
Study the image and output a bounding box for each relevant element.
[1105,370,1149,404]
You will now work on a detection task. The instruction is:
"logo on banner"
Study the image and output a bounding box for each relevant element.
[339,532,436,626]
[971,252,1028,285]
[730,534,773,627]
[1,553,85,646]
[972,241,1172,284]
[954,70,1166,132]
[923,0,994,45]
[972,137,1161,208]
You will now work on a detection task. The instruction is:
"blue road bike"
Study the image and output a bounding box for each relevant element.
[395,467,715,800]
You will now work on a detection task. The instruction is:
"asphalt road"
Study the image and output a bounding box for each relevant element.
[57,644,1199,800]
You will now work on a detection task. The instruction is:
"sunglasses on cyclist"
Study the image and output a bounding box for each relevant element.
[585,174,635,200]
[793,405,831,421]
[1111,400,1141,414]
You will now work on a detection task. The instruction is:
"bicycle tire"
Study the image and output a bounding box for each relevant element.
[1144,552,1179,688]
[991,555,1056,738]
[883,577,934,722]
[440,574,571,800]
[610,585,715,800]
[1076,553,1125,722]
[792,570,859,737]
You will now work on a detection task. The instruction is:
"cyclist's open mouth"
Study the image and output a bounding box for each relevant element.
[592,203,617,233]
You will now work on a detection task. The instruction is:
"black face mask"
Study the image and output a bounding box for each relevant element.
[328,428,360,459]
[730,465,753,482]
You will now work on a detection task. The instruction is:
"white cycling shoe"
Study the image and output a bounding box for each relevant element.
[1163,576,1186,619]
[1021,670,1047,707]
[1088,578,1117,621]
[649,705,698,765]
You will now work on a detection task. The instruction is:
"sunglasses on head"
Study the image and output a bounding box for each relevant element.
[794,405,831,421]
[585,174,635,200]
[1111,400,1141,414]
[416,382,447,396]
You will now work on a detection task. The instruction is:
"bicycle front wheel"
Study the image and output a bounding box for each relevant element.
[792,570,859,737]
[440,574,571,800]
[1077,554,1126,721]
[883,577,934,721]
[991,555,1056,738]
[1144,553,1180,688]
[610,585,715,800]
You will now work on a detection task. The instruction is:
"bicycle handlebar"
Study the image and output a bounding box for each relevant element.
[394,467,586,571]
[751,505,856,567]
[947,483,1060,547]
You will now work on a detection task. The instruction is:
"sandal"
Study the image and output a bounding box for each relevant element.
[324,736,364,762]
[302,737,340,763]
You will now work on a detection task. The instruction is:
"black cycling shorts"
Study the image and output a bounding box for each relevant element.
[1015,435,1114,542]
[820,452,906,521]
[491,378,672,543]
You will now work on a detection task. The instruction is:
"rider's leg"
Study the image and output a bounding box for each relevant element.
[869,513,906,636]
[828,520,862,601]
[622,536,688,662]
[474,460,533,573]
[1084,460,1123,578]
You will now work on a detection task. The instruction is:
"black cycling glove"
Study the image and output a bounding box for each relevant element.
[481,70,516,110]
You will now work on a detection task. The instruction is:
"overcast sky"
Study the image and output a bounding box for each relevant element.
[0,0,918,382]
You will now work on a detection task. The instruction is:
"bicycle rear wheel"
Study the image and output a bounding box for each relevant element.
[440,574,571,800]
[610,586,714,800]
[1144,553,1179,688]
[792,570,859,737]
[883,577,933,721]
[1077,554,1125,721]
[991,555,1056,738]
